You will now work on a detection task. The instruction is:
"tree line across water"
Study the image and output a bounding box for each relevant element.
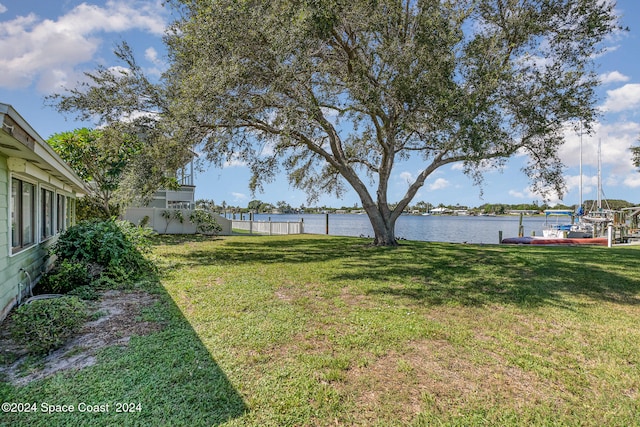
[193,199,638,216]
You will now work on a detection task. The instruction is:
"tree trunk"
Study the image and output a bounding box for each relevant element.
[366,207,398,246]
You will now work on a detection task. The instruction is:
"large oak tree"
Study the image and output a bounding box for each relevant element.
[50,1,621,245]
[164,0,620,245]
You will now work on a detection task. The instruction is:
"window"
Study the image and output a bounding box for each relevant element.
[66,197,74,229]
[41,188,54,240]
[56,194,66,233]
[11,178,35,253]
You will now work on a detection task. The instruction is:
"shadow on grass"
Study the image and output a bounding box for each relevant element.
[150,233,224,246]
[0,271,247,426]
[347,243,640,308]
[158,235,640,309]
[163,234,375,268]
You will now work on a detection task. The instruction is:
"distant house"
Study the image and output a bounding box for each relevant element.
[0,103,87,321]
[122,156,232,235]
[430,207,452,215]
[146,158,196,210]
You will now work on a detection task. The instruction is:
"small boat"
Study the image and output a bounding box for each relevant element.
[501,236,608,246]
[542,210,576,238]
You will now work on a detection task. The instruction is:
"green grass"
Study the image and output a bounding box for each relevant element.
[2,234,640,426]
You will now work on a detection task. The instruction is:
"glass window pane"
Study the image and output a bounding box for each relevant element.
[22,182,34,245]
[11,179,19,248]
[42,188,53,239]
[56,194,65,233]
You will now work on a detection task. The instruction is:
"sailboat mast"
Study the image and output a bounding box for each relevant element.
[598,138,602,211]
[579,122,583,208]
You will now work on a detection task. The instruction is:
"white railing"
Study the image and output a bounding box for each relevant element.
[232,220,304,235]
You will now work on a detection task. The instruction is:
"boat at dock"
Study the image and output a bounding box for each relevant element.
[501,236,608,246]
[541,210,576,238]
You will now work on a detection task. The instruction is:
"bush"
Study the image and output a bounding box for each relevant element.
[38,260,91,294]
[67,285,99,301]
[51,219,155,284]
[9,297,87,355]
[189,210,223,235]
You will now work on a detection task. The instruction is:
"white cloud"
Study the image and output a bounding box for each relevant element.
[232,192,248,202]
[429,178,450,191]
[0,3,7,14]
[508,189,526,199]
[599,71,630,84]
[399,171,415,183]
[557,120,638,174]
[145,47,159,64]
[623,174,640,188]
[0,0,166,92]
[223,153,247,168]
[600,83,640,112]
[508,185,568,206]
[563,173,597,197]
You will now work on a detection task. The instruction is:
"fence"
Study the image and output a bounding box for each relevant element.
[123,207,232,235]
[231,220,304,235]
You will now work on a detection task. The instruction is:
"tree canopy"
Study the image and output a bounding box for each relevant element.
[48,126,142,217]
[46,43,193,209]
[162,0,620,245]
[48,0,621,245]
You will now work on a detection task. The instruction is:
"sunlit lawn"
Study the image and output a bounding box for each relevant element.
[154,235,640,426]
[2,234,640,426]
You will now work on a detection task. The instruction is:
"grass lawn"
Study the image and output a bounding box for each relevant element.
[2,234,640,426]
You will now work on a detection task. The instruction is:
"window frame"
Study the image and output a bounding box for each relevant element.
[56,193,66,234]
[40,185,55,241]
[10,176,37,255]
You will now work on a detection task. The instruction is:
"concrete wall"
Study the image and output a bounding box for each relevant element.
[124,207,232,236]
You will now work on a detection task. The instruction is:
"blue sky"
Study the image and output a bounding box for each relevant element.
[1,0,640,209]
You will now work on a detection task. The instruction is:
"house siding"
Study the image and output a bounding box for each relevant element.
[0,152,76,321]
[0,103,87,322]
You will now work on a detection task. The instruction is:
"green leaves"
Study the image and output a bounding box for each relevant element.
[9,297,87,355]
[189,210,223,235]
[52,0,621,245]
[47,126,143,216]
[166,0,619,212]
[51,219,156,284]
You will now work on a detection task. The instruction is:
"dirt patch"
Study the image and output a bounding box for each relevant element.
[0,290,163,386]
[342,339,552,423]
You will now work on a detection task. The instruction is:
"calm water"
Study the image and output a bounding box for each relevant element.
[238,213,552,244]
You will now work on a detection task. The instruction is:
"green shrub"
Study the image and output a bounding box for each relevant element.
[38,260,91,294]
[9,297,87,355]
[67,285,99,300]
[189,210,223,235]
[51,219,155,285]
[161,210,184,233]
[117,220,155,255]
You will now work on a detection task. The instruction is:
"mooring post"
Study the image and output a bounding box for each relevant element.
[498,230,503,244]
[325,213,329,235]
[518,213,524,237]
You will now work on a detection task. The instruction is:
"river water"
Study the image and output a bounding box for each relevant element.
[241,213,552,244]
